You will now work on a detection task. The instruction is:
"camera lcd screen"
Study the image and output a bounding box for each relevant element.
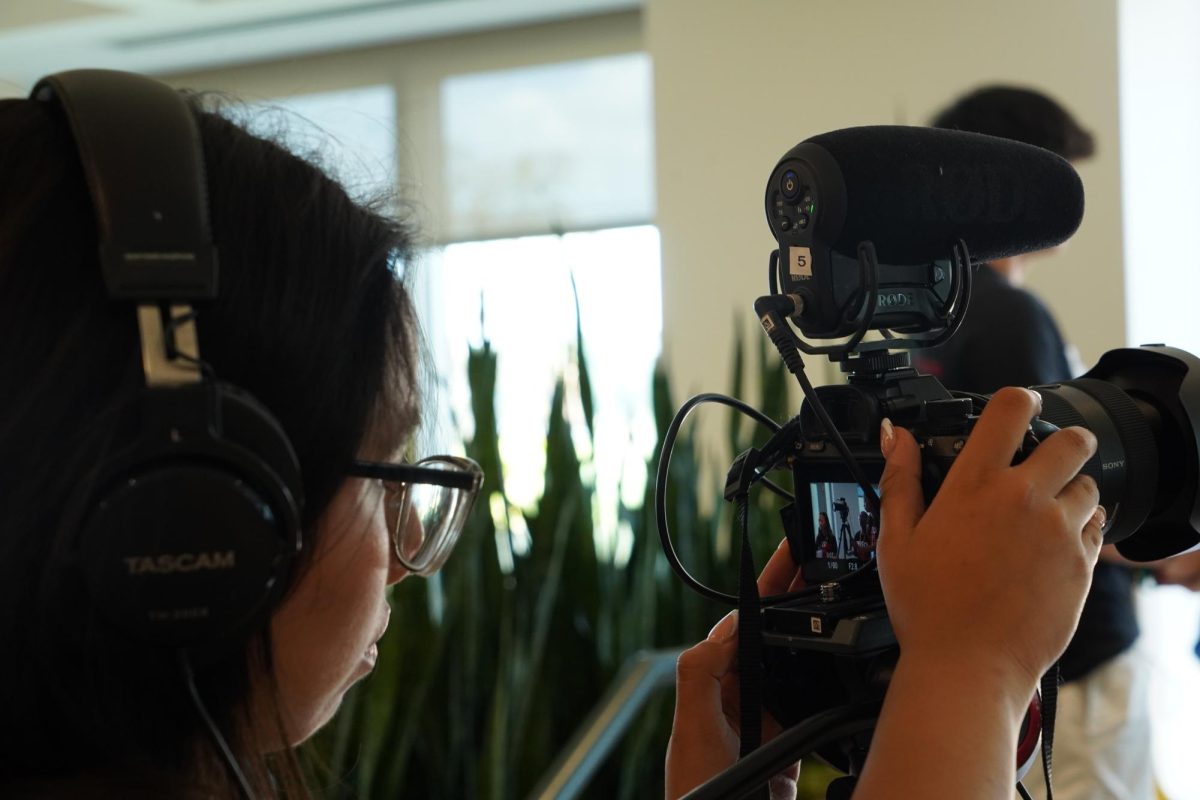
[802,481,879,580]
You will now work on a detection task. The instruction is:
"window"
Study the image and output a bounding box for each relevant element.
[427,226,661,525]
[439,53,655,240]
[421,53,659,549]
[258,50,658,557]
[247,85,397,202]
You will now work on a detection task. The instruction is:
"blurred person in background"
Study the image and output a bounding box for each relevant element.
[916,84,1200,800]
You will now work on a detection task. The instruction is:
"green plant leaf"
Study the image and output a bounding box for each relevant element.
[729,313,745,456]
[571,272,596,442]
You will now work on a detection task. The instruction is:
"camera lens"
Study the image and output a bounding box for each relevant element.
[1030,346,1200,560]
[1037,379,1158,543]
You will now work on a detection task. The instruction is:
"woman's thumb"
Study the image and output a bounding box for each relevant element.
[878,418,925,539]
[673,612,738,725]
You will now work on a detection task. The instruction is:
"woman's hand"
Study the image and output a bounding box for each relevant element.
[876,386,1105,687]
[665,538,803,800]
[1152,549,1200,591]
[854,386,1105,799]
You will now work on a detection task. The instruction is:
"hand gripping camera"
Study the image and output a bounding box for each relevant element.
[659,126,1200,799]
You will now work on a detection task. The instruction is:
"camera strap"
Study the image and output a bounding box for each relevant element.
[1039,662,1061,800]
[735,494,770,800]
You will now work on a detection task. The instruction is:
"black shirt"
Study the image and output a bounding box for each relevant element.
[913,264,1071,389]
[913,265,1138,683]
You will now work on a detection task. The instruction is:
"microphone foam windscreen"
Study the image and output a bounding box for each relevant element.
[802,126,1085,264]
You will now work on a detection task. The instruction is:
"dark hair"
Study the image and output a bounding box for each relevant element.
[0,92,421,796]
[930,85,1096,161]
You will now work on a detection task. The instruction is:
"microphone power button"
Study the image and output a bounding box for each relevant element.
[781,169,801,200]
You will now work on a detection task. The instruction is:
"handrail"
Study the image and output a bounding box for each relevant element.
[528,647,684,800]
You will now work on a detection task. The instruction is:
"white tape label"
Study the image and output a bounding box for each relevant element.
[789,246,813,278]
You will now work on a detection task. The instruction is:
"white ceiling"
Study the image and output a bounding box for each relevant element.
[0,0,639,94]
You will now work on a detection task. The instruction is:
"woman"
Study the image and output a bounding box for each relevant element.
[0,77,455,796]
[814,511,837,559]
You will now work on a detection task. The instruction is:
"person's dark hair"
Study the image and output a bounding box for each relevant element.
[0,92,421,796]
[930,85,1096,161]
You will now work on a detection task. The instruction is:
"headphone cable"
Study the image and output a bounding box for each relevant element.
[178,649,257,800]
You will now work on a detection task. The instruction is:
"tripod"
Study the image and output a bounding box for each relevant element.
[832,498,852,558]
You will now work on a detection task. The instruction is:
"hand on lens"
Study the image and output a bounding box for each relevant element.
[665,538,803,800]
[1151,548,1200,591]
[876,386,1105,692]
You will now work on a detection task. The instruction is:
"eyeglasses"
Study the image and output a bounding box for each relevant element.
[347,456,484,576]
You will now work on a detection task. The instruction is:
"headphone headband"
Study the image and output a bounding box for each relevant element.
[33,70,218,301]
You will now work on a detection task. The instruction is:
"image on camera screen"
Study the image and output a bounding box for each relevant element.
[809,482,879,568]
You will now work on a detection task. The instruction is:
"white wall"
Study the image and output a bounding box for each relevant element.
[1118,4,1200,797]
[1120,0,1200,354]
[647,0,1124,404]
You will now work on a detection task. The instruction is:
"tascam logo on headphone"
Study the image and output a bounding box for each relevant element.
[123,551,236,575]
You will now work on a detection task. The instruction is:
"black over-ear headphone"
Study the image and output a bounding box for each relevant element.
[33,70,304,648]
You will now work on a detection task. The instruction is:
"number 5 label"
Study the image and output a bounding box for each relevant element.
[789,246,813,279]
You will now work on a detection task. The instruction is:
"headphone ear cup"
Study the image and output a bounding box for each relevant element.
[78,383,304,648]
[217,383,304,506]
[81,462,291,646]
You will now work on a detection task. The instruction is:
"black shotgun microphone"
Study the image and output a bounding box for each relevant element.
[768,125,1084,265]
[764,125,1085,340]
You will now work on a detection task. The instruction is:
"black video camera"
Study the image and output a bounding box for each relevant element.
[658,126,1200,791]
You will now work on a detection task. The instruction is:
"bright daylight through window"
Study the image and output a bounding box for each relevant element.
[422,53,659,560]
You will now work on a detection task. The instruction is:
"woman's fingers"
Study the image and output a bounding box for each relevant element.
[758,537,801,596]
[1079,503,1107,557]
[674,612,739,725]
[1021,425,1098,496]
[878,420,925,545]
[949,387,1042,482]
[1054,469,1102,530]
[666,612,743,799]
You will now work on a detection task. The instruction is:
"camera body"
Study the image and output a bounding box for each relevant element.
[756,357,1049,761]
[752,341,1200,773]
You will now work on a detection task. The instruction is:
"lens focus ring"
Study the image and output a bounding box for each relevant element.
[1038,379,1158,543]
